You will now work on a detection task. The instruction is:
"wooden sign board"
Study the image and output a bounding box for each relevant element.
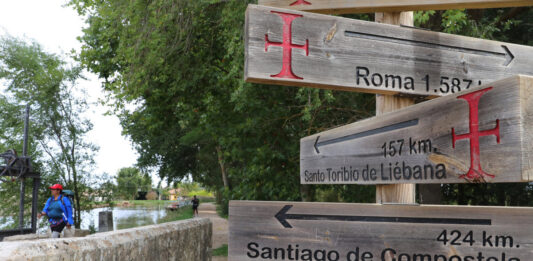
[300,75,533,185]
[245,4,533,96]
[258,0,533,14]
[230,200,533,261]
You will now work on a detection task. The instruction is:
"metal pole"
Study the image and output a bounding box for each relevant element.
[31,178,40,233]
[23,105,29,157]
[19,179,25,231]
[19,105,30,231]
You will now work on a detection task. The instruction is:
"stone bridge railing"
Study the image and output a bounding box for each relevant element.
[0,218,212,261]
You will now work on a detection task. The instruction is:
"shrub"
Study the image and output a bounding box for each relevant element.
[146,191,158,200]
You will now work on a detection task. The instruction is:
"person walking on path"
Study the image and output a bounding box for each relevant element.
[191,195,200,217]
[37,184,74,238]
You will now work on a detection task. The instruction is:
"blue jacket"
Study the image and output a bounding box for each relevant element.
[42,195,74,225]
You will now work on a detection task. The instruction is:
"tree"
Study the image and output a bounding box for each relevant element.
[0,36,98,228]
[97,180,116,205]
[67,0,376,210]
[145,191,157,200]
[116,167,151,200]
[0,99,47,229]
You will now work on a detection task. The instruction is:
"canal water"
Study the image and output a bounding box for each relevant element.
[1,205,176,233]
[79,206,169,231]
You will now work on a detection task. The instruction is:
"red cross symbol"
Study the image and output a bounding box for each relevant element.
[452,87,500,181]
[290,0,312,6]
[265,11,309,80]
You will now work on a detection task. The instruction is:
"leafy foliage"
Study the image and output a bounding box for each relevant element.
[212,244,228,257]
[145,191,158,200]
[70,0,376,210]
[0,36,98,228]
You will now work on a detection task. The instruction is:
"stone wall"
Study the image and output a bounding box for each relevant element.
[0,218,212,261]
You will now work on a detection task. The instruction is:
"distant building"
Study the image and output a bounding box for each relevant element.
[168,188,185,201]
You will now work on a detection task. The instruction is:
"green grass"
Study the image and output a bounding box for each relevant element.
[112,200,171,207]
[131,200,169,206]
[158,207,193,223]
[212,244,228,257]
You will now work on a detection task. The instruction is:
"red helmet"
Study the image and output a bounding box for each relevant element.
[49,184,63,190]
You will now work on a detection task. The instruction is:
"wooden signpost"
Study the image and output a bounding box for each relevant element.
[230,201,533,261]
[300,75,533,185]
[245,4,533,96]
[235,2,533,261]
[258,0,533,14]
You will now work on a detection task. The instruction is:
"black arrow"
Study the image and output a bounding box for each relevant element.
[345,30,514,66]
[314,118,418,154]
[276,205,492,228]
[313,136,320,154]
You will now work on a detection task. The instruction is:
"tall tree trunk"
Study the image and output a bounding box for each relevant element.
[216,146,229,189]
[72,163,82,229]
[374,12,416,209]
[69,133,82,229]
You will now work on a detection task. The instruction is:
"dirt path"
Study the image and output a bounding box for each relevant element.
[198,202,228,261]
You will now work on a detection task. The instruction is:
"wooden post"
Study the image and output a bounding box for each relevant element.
[375,12,416,204]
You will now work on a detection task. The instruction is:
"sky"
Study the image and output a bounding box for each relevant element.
[0,0,140,180]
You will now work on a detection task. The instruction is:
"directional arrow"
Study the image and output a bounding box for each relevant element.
[313,119,418,153]
[275,205,492,228]
[245,5,533,96]
[313,136,320,154]
[344,30,515,66]
[301,76,533,185]
[231,201,533,260]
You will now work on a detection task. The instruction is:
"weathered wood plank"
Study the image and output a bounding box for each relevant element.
[230,200,533,261]
[374,11,416,204]
[258,0,533,14]
[245,4,533,96]
[300,75,533,184]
